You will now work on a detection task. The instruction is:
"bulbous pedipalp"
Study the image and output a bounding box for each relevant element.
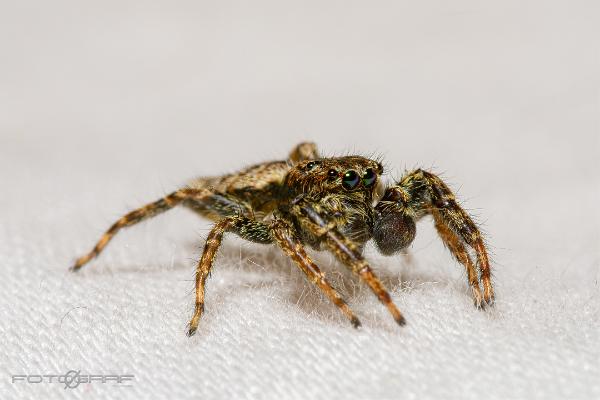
[373,209,416,255]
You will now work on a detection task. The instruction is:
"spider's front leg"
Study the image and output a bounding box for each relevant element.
[294,203,406,326]
[270,219,361,328]
[375,169,494,308]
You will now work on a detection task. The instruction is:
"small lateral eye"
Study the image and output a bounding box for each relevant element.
[342,170,360,190]
[328,169,338,178]
[362,168,377,187]
[306,161,317,170]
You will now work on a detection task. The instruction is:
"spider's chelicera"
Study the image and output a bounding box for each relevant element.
[71,142,495,336]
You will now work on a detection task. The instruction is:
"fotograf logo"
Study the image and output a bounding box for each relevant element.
[11,370,134,389]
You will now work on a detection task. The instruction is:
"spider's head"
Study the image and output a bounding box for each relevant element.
[286,156,384,197]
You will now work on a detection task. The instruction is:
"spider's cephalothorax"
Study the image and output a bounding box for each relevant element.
[280,156,384,250]
[71,142,494,336]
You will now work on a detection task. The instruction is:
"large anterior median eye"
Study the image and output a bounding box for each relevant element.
[342,170,360,190]
[362,168,377,187]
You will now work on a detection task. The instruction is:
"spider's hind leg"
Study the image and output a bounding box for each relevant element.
[71,187,249,271]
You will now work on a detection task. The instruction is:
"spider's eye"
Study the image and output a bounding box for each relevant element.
[306,161,317,170]
[362,168,377,187]
[327,169,338,179]
[342,170,360,190]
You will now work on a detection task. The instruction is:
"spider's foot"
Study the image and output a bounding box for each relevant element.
[70,254,94,272]
[186,302,205,337]
[350,316,362,328]
[483,289,495,307]
[395,314,407,326]
[186,325,198,337]
[386,303,407,326]
[471,285,485,309]
[472,283,495,309]
[186,318,200,337]
[69,262,84,272]
[482,282,495,307]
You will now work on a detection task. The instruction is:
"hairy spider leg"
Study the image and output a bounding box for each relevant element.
[187,218,233,336]
[326,229,406,325]
[296,204,406,326]
[187,217,361,336]
[270,220,361,328]
[71,187,250,271]
[72,141,316,273]
[381,169,494,305]
[288,142,320,163]
[188,216,271,336]
[433,217,484,307]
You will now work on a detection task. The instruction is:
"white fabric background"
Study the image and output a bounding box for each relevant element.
[1,1,599,399]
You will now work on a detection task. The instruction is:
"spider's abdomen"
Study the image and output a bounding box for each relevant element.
[188,161,291,215]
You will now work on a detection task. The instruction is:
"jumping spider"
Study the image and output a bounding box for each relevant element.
[71,142,494,335]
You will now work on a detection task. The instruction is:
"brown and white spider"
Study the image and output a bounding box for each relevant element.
[71,142,494,336]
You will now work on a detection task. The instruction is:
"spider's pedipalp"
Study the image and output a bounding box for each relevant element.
[372,208,416,256]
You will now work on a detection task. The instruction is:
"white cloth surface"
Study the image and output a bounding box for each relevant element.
[1,1,599,399]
